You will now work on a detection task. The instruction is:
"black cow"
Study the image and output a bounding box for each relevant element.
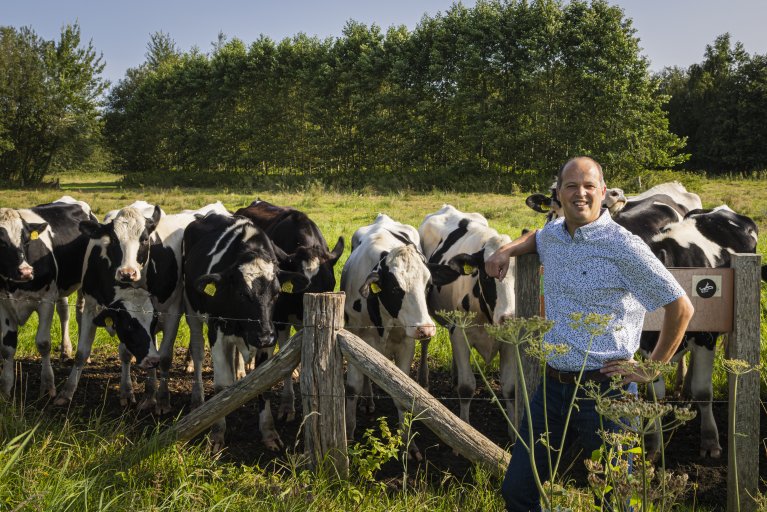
[0,196,94,398]
[641,205,759,458]
[234,199,344,421]
[54,204,165,408]
[183,212,309,452]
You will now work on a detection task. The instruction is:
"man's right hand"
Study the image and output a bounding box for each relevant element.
[485,249,510,281]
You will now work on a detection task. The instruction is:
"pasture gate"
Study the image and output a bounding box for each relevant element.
[128,253,761,510]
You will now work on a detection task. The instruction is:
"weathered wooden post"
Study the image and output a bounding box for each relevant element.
[514,253,542,427]
[301,292,348,477]
[727,253,761,512]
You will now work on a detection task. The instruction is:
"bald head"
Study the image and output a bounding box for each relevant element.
[556,157,605,191]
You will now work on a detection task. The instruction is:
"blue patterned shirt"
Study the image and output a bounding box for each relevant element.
[536,209,685,371]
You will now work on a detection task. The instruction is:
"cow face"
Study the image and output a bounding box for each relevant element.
[80,206,162,284]
[93,299,159,368]
[360,244,458,339]
[446,240,515,325]
[195,250,309,350]
[279,236,344,293]
[0,208,48,283]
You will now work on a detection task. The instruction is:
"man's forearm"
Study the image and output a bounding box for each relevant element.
[498,228,538,258]
[649,295,695,363]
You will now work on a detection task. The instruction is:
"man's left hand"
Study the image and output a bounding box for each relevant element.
[600,358,659,385]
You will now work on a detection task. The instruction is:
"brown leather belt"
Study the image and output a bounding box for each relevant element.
[545,365,608,384]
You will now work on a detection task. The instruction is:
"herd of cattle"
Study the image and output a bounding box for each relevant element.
[0,182,763,459]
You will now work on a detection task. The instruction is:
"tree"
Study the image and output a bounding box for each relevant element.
[0,23,106,185]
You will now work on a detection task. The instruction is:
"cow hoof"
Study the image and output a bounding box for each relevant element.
[700,447,722,458]
[263,436,284,452]
[40,385,56,399]
[53,396,70,407]
[210,438,225,454]
[407,447,423,462]
[155,398,172,416]
[138,398,157,412]
[120,394,136,407]
[278,405,295,423]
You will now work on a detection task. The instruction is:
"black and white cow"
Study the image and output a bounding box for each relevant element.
[342,214,460,460]
[234,199,344,421]
[183,212,309,452]
[54,204,163,407]
[419,205,517,436]
[0,196,94,398]
[641,205,759,458]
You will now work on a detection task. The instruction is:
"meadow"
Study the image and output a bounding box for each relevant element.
[1,170,765,511]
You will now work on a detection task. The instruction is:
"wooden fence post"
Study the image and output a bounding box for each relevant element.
[301,292,348,478]
[514,253,542,427]
[727,253,761,512]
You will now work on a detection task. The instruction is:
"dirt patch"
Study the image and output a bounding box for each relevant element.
[12,350,766,509]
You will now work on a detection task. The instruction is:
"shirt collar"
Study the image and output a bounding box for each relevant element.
[561,208,611,240]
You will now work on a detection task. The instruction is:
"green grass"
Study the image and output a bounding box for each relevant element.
[2,170,766,510]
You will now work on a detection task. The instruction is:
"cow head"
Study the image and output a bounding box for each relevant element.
[93,297,160,369]
[194,248,309,351]
[80,205,162,284]
[278,236,344,293]
[0,208,48,283]
[445,236,516,325]
[360,244,459,339]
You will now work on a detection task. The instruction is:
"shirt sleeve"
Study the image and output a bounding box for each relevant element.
[616,233,686,312]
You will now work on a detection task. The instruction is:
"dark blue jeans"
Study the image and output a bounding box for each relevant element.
[501,375,638,512]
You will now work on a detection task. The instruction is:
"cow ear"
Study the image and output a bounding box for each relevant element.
[328,236,344,265]
[525,194,553,213]
[144,205,162,234]
[428,263,462,287]
[195,274,222,297]
[79,220,105,238]
[277,271,310,294]
[25,222,48,240]
[359,271,380,298]
[446,252,482,276]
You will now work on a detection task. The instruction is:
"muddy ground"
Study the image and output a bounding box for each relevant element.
[13,349,767,510]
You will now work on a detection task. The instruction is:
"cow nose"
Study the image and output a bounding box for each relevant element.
[117,267,138,282]
[18,265,34,281]
[499,313,514,325]
[414,324,436,340]
[137,354,160,370]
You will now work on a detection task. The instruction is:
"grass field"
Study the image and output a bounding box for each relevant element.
[1,170,765,511]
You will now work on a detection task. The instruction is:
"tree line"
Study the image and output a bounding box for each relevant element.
[1,1,766,188]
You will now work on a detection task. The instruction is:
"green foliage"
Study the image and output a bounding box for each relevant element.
[0,23,107,185]
[348,417,403,486]
[659,33,767,173]
[103,0,685,186]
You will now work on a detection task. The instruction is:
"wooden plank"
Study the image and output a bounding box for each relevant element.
[643,268,733,331]
[514,253,542,428]
[301,293,348,477]
[120,332,302,468]
[337,329,510,477]
[726,254,761,512]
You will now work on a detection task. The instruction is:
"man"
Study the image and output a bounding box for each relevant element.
[485,157,694,512]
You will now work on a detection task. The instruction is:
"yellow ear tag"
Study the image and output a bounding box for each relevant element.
[463,263,476,275]
[281,280,294,293]
[370,282,381,294]
[105,317,113,328]
[539,203,550,212]
[30,231,39,240]
[204,283,217,296]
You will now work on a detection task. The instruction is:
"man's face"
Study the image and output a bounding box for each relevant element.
[557,161,606,231]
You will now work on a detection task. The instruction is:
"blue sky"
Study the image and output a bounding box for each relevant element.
[5,0,767,86]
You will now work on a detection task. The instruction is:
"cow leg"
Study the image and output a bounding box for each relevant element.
[118,343,137,406]
[417,338,430,390]
[498,341,517,440]
[34,301,57,398]
[450,330,475,426]
[673,356,687,399]
[56,296,73,361]
[362,375,375,414]
[690,343,720,458]
[54,303,97,406]
[345,363,364,440]
[393,338,421,461]
[682,354,695,399]
[139,366,158,412]
[254,350,283,451]
[234,351,247,380]
[209,339,234,453]
[155,312,182,415]
[275,327,297,422]
[0,316,19,399]
[185,307,205,408]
